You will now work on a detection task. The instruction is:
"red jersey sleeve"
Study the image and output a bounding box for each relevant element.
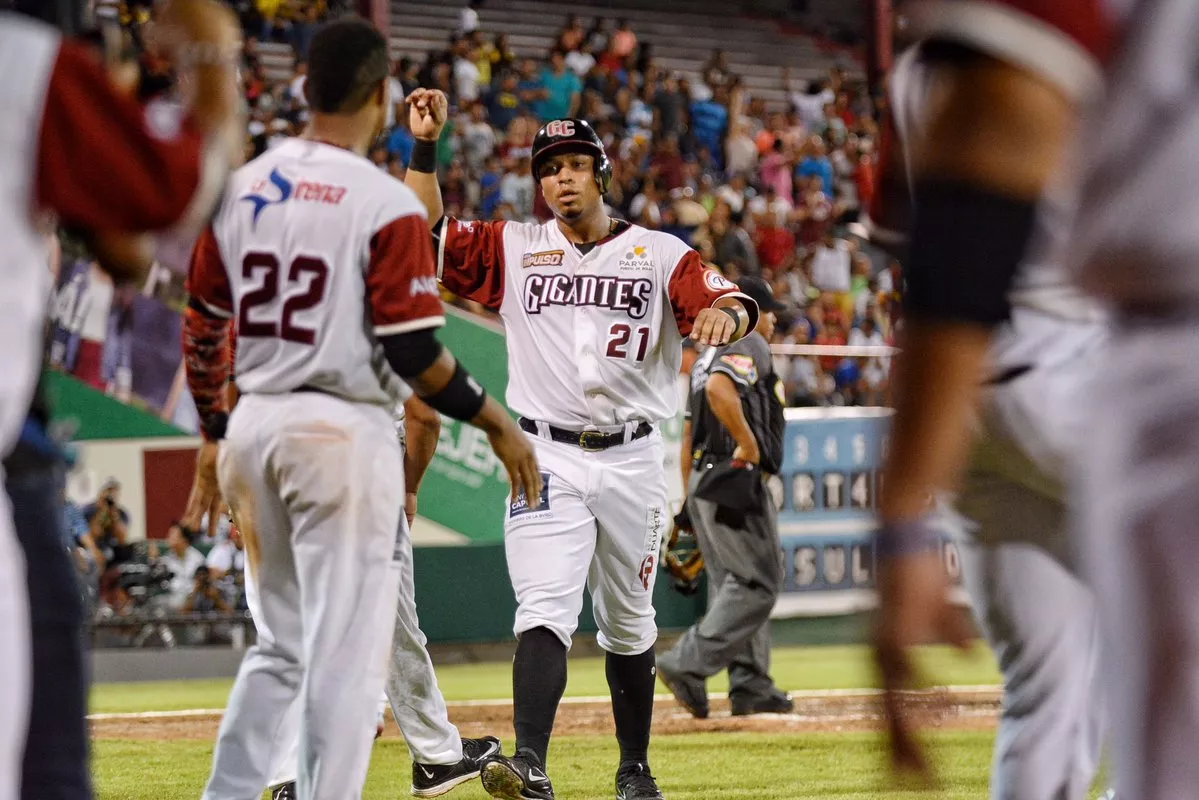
[435,218,507,310]
[369,214,446,335]
[907,0,1120,100]
[667,250,757,337]
[36,40,217,232]
[186,227,234,318]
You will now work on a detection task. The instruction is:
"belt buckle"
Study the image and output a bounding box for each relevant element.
[578,430,606,451]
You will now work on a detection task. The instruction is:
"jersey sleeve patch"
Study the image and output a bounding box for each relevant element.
[666,250,743,336]
[715,353,758,385]
[436,218,507,310]
[905,0,1116,100]
[369,214,446,335]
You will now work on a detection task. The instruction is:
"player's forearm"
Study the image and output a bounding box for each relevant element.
[879,321,991,522]
[706,373,756,455]
[403,396,441,492]
[711,294,757,343]
[182,303,233,441]
[404,142,444,227]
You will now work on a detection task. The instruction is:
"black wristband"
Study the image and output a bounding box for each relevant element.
[718,306,740,326]
[422,361,487,422]
[201,411,229,442]
[875,518,942,560]
[410,138,438,173]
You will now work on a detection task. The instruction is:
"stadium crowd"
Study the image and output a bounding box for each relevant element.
[221,3,900,408]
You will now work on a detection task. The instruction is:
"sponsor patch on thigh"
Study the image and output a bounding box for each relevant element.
[634,505,666,591]
[509,472,552,521]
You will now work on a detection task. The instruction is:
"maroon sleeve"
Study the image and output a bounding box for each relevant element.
[995,0,1118,61]
[186,227,234,317]
[667,250,752,336]
[36,40,206,231]
[369,214,446,334]
[437,218,507,310]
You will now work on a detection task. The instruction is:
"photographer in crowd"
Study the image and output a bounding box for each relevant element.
[149,522,206,611]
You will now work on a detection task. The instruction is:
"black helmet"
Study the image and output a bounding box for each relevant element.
[531,118,613,195]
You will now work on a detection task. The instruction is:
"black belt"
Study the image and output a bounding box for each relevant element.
[519,418,652,451]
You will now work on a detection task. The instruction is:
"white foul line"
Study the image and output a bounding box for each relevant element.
[88,685,1001,721]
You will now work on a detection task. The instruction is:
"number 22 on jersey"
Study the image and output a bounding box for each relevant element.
[239,252,330,343]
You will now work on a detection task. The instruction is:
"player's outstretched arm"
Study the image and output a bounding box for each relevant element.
[403,396,441,526]
[380,331,542,509]
[403,88,449,227]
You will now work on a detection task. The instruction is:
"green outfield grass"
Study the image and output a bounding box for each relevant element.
[90,643,1002,714]
[96,732,999,800]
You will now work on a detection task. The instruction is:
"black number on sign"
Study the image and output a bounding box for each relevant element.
[605,323,651,362]
[238,253,330,344]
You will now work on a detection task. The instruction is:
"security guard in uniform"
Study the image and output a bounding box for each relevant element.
[658,276,793,718]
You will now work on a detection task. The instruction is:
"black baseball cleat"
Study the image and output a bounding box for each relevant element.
[480,746,555,799]
[270,783,295,800]
[411,735,502,797]
[655,659,709,719]
[616,761,665,800]
[730,691,795,717]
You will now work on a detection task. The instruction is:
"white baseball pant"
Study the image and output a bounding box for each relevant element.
[201,392,404,800]
[0,485,30,800]
[266,511,464,789]
[952,312,1108,800]
[1075,320,1199,800]
[506,426,667,655]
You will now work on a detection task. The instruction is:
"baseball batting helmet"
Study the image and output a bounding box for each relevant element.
[531,118,613,195]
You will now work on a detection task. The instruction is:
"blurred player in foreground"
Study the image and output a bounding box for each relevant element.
[404,93,759,800]
[872,2,1199,798]
[878,39,1110,800]
[0,1,241,797]
[181,19,539,800]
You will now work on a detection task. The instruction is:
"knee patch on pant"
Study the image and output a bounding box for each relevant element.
[596,613,657,656]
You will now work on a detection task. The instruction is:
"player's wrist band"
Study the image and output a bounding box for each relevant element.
[201,411,229,442]
[875,518,942,560]
[410,139,438,174]
[422,361,487,422]
[905,178,1037,327]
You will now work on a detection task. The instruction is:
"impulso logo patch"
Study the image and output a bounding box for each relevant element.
[522,250,565,269]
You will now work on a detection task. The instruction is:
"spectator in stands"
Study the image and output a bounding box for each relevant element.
[795,176,836,246]
[487,70,523,132]
[653,73,688,141]
[462,102,497,173]
[648,135,685,191]
[500,156,536,221]
[690,86,730,171]
[536,50,582,122]
[288,61,307,108]
[556,14,586,52]
[565,41,596,78]
[702,48,733,90]
[809,234,852,295]
[205,524,244,583]
[517,58,549,116]
[609,17,637,60]
[452,38,482,107]
[181,565,231,614]
[459,0,483,36]
[758,139,793,202]
[754,201,797,273]
[291,2,320,59]
[585,16,609,53]
[85,479,130,569]
[711,212,760,277]
[151,522,207,611]
[725,119,758,178]
[479,154,504,219]
[485,33,516,81]
[796,135,834,196]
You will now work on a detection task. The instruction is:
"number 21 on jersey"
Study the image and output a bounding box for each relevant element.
[606,323,650,362]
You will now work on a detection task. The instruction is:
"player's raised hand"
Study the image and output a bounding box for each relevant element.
[407,88,449,141]
[690,307,738,346]
[181,440,223,533]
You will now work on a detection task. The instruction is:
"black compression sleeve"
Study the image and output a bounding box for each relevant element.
[905,178,1037,327]
[379,328,443,378]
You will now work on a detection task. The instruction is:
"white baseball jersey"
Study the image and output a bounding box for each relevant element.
[435,218,749,427]
[907,0,1199,309]
[188,139,442,406]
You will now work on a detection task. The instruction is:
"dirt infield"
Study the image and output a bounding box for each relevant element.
[91,689,1003,741]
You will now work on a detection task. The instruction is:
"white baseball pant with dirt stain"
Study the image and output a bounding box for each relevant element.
[201,392,405,800]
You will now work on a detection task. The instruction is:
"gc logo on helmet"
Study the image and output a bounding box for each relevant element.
[531,117,613,195]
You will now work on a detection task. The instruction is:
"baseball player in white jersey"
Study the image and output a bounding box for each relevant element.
[881,40,1111,800]
[180,20,540,800]
[403,91,760,800]
[872,1,1199,798]
[0,4,240,799]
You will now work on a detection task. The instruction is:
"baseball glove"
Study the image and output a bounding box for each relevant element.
[663,504,704,596]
